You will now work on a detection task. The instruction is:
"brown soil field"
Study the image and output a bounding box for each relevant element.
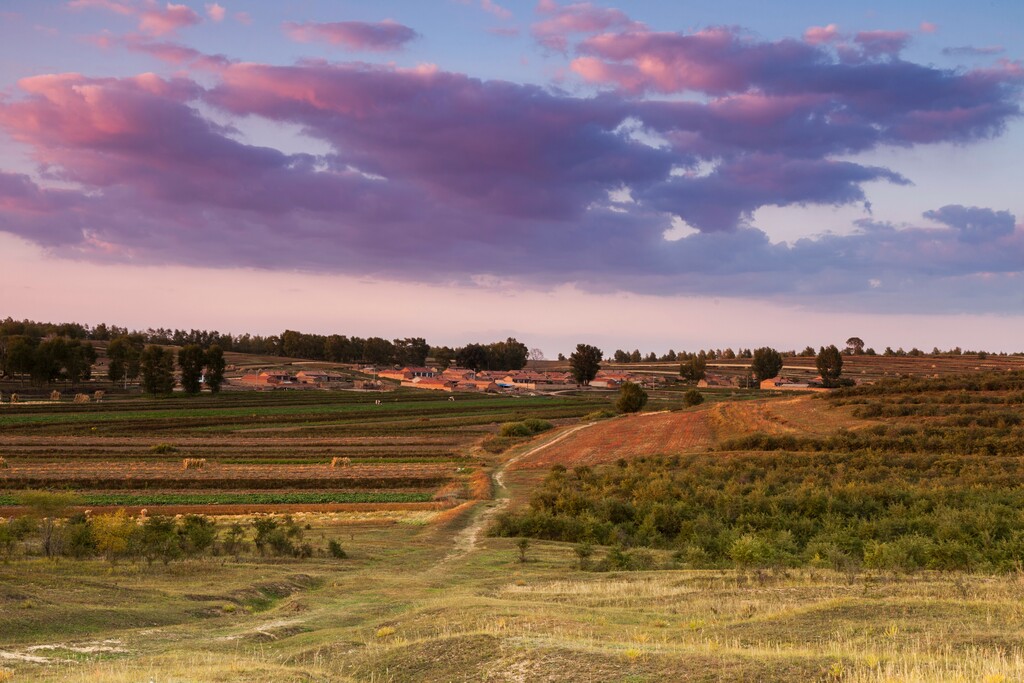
[0,501,450,517]
[511,410,712,470]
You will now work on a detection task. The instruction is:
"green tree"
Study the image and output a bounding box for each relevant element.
[569,344,602,386]
[679,355,707,383]
[15,491,79,558]
[178,515,217,557]
[204,344,226,394]
[393,337,430,366]
[140,345,176,394]
[751,347,784,383]
[845,337,865,355]
[456,343,489,371]
[107,335,142,387]
[816,345,844,387]
[138,516,181,565]
[616,381,648,413]
[178,344,205,395]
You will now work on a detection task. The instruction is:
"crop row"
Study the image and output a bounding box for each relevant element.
[0,491,436,505]
[0,476,450,490]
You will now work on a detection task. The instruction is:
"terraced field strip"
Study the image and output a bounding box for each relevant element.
[0,461,457,490]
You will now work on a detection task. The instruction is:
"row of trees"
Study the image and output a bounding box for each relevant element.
[433,338,530,372]
[137,344,226,395]
[0,335,97,385]
[0,494,344,564]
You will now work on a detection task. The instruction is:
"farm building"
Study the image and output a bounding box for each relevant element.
[240,371,295,387]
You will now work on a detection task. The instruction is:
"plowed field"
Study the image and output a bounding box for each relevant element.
[511,410,713,470]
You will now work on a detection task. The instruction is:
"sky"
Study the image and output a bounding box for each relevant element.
[1,0,1022,355]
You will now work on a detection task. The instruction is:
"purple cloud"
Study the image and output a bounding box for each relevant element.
[282,20,418,51]
[943,45,1006,57]
[0,17,1021,312]
[924,205,1016,244]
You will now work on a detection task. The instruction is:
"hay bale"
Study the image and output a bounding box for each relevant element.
[93,390,105,402]
[73,393,90,404]
[9,394,18,404]
[182,457,207,470]
[50,390,61,401]
[330,456,351,468]
[0,457,7,469]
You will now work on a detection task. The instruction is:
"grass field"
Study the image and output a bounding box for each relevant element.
[2,364,1023,680]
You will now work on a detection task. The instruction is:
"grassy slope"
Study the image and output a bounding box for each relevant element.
[2,525,1022,682]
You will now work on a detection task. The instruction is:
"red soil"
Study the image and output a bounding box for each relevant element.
[512,410,712,470]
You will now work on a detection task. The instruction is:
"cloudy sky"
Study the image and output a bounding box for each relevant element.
[1,0,1022,354]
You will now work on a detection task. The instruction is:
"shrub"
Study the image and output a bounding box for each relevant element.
[499,422,532,437]
[583,410,616,421]
[683,389,704,407]
[522,418,554,434]
[328,539,347,559]
[150,444,179,454]
[616,381,648,413]
[0,457,6,469]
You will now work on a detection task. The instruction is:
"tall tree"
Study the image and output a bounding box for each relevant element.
[456,343,489,371]
[679,355,707,383]
[816,344,843,387]
[178,344,205,395]
[751,347,784,383]
[107,336,142,387]
[393,337,430,367]
[570,344,602,386]
[204,344,226,394]
[845,337,865,355]
[140,345,176,394]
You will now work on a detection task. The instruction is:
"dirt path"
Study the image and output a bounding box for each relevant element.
[438,412,672,565]
[436,421,599,566]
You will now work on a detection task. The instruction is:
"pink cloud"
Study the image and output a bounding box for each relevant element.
[234,11,251,25]
[138,2,201,36]
[481,0,512,21]
[532,0,642,52]
[282,19,418,51]
[205,2,225,22]
[67,0,136,16]
[121,35,232,70]
[67,0,201,35]
[920,21,938,34]
[804,23,840,45]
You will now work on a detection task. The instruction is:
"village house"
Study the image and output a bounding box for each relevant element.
[760,376,830,392]
[295,370,347,384]
[401,376,458,392]
[240,370,295,387]
[379,366,437,382]
[698,373,735,388]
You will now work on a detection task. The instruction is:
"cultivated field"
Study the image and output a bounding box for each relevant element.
[2,363,1024,681]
